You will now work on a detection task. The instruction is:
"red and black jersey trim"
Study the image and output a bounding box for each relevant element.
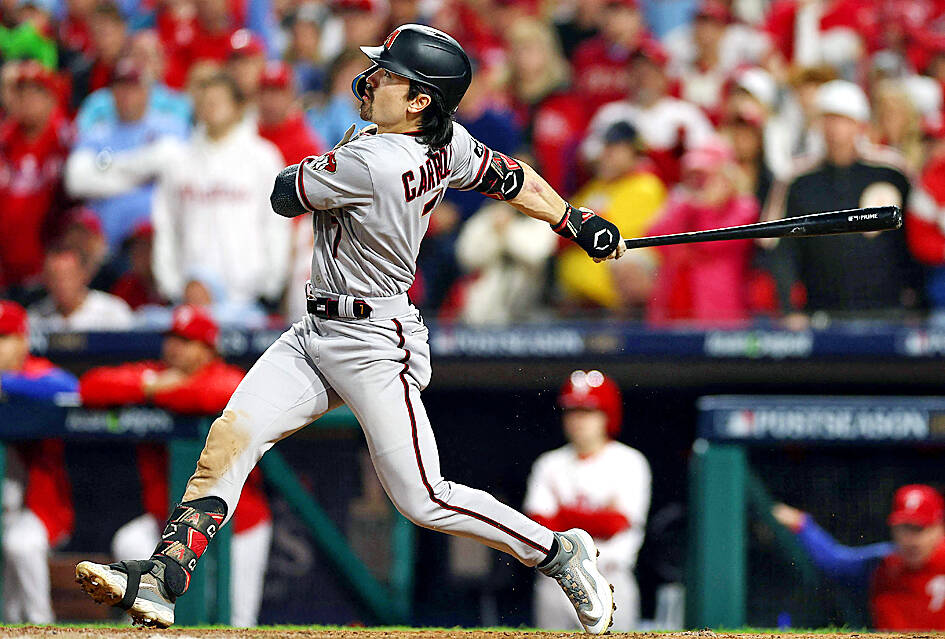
[468,148,491,190]
[296,159,315,212]
[391,319,550,555]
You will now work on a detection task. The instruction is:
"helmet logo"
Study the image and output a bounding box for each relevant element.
[384,29,402,49]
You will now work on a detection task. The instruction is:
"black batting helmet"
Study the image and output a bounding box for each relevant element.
[351,24,472,114]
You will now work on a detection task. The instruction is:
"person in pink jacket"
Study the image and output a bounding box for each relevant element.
[646,138,759,325]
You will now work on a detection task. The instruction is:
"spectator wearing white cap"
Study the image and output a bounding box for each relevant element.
[760,80,922,323]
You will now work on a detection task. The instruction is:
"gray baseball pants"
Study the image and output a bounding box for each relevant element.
[181,296,554,566]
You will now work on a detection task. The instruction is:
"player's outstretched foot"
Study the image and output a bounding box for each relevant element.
[75,559,175,628]
[538,528,616,634]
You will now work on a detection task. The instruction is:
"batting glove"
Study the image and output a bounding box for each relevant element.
[552,204,623,261]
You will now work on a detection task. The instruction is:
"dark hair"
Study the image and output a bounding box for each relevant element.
[408,80,453,154]
[92,1,124,22]
[197,72,245,106]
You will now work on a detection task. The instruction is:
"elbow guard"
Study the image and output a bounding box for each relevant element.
[270,164,308,217]
[473,152,525,201]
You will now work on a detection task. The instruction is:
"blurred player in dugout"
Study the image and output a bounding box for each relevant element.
[79,305,272,626]
[774,484,945,630]
[0,301,78,623]
[524,370,651,630]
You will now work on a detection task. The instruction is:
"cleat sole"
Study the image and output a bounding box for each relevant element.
[75,561,174,629]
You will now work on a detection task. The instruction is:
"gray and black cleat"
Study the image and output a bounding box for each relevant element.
[538,528,616,634]
[76,559,176,628]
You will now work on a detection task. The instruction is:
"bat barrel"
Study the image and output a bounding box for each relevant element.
[623,206,902,250]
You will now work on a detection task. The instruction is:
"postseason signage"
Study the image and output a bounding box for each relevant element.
[698,396,945,445]
[0,398,201,440]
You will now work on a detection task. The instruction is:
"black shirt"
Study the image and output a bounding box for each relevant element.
[765,155,920,313]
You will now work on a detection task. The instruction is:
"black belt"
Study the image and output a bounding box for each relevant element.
[307,296,373,319]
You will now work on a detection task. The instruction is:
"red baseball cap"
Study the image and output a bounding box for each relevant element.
[16,60,57,93]
[331,0,384,13]
[889,484,945,527]
[604,0,638,9]
[168,305,218,348]
[0,301,29,337]
[229,29,265,58]
[695,0,730,22]
[260,61,293,89]
[633,39,669,69]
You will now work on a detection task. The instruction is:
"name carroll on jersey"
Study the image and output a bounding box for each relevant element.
[402,144,454,205]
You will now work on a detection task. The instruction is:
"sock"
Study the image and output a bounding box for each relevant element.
[151,496,227,597]
[538,536,559,569]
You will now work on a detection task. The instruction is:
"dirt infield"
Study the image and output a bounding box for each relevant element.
[0,629,941,639]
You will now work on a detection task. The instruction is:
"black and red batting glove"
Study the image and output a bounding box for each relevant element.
[552,204,620,260]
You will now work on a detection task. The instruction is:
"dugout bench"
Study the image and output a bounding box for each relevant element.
[0,396,415,625]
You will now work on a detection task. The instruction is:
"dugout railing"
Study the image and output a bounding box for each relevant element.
[0,397,415,625]
[690,395,945,629]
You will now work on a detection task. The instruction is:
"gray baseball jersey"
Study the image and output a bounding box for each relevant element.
[295,122,490,297]
[181,123,555,569]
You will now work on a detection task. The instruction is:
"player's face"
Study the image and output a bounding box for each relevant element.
[359,67,422,129]
[0,334,28,372]
[892,522,945,569]
[563,408,609,450]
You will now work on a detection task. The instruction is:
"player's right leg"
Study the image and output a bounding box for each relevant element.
[76,325,339,627]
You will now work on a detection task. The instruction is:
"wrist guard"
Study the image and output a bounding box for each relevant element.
[551,204,620,259]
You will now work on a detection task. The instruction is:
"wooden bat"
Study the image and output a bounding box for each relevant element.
[622,206,902,250]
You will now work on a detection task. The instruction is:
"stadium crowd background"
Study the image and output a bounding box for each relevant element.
[3,0,945,329]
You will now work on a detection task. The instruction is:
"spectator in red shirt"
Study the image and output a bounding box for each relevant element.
[646,138,759,325]
[582,42,716,186]
[506,18,589,197]
[0,301,77,623]
[906,147,945,307]
[774,485,945,630]
[257,61,324,163]
[570,0,650,113]
[79,305,272,627]
[163,0,238,89]
[763,0,880,74]
[0,61,72,297]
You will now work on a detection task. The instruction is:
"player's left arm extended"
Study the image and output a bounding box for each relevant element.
[485,158,625,262]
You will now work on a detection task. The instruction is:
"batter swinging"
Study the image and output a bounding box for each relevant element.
[76,24,625,634]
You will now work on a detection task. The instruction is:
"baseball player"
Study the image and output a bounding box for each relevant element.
[75,24,625,634]
[78,305,272,627]
[773,484,945,630]
[0,301,77,623]
[525,370,651,630]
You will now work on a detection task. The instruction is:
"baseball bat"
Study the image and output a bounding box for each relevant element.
[622,206,902,250]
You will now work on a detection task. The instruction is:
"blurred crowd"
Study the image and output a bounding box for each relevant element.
[3,0,945,328]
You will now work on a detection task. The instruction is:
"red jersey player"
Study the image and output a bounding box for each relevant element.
[774,484,945,630]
